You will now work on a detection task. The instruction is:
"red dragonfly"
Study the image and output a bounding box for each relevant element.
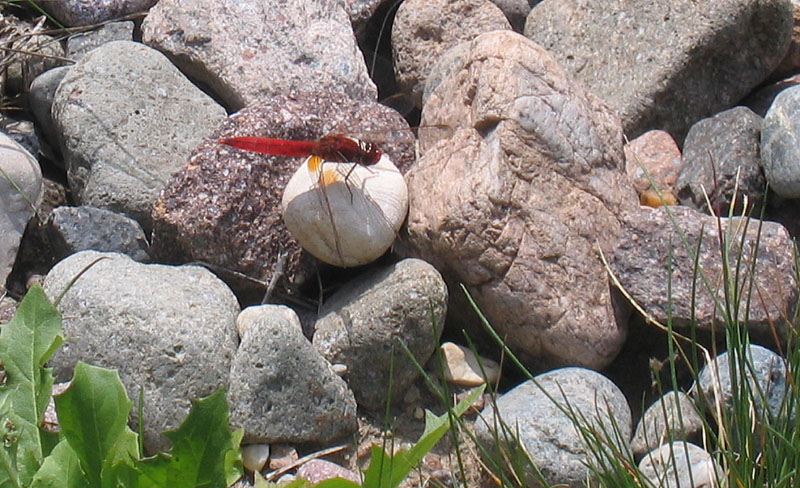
[218,133,407,268]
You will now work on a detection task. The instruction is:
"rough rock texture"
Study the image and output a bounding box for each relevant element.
[47,206,150,262]
[42,251,240,452]
[313,258,447,409]
[392,0,511,107]
[65,21,134,61]
[525,0,793,140]
[475,368,632,487]
[40,0,157,27]
[229,305,357,444]
[676,106,765,214]
[0,132,42,288]
[29,66,70,165]
[142,0,376,110]
[151,91,414,297]
[762,84,800,197]
[610,206,797,338]
[52,41,226,230]
[631,391,704,458]
[623,129,682,201]
[770,0,800,80]
[404,31,637,370]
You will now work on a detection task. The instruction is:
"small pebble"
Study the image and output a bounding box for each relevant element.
[241,443,270,473]
[440,342,500,386]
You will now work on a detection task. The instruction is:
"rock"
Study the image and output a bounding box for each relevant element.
[40,0,157,27]
[693,345,791,422]
[474,368,632,487]
[228,305,357,444]
[405,30,637,370]
[296,459,360,484]
[610,206,797,338]
[1,17,65,94]
[46,206,150,262]
[42,250,239,452]
[52,41,226,230]
[762,84,800,197]
[676,106,765,214]
[770,0,800,80]
[313,258,447,409]
[638,441,722,488]
[743,72,800,117]
[392,0,511,107]
[151,91,414,298]
[422,41,471,108]
[65,21,135,61]
[624,130,682,205]
[142,0,376,110]
[0,118,41,162]
[0,132,42,288]
[631,391,704,458]
[525,0,794,140]
[268,444,299,471]
[29,66,70,164]
[241,443,270,474]
[439,342,501,386]
[0,295,17,324]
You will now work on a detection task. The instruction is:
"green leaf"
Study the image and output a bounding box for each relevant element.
[136,388,242,488]
[54,362,137,487]
[360,384,484,488]
[0,285,64,487]
[30,439,86,488]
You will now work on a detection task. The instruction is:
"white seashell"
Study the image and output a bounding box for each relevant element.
[281,153,408,267]
[241,443,270,473]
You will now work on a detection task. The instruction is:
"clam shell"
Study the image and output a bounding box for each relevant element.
[281,154,408,267]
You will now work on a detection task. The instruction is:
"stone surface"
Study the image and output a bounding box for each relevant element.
[743,72,800,117]
[770,0,800,80]
[475,367,632,487]
[676,106,765,214]
[151,91,414,298]
[1,18,65,94]
[46,205,150,262]
[440,341,501,386]
[405,30,637,370]
[624,130,682,204]
[65,21,134,61]
[610,206,797,338]
[525,0,794,140]
[0,132,42,289]
[29,66,70,165]
[42,251,239,452]
[762,84,800,197]
[313,258,447,409]
[392,0,511,107]
[52,41,226,230]
[40,0,157,26]
[693,345,791,422]
[229,305,357,443]
[142,0,376,110]
[638,441,722,488]
[489,0,533,31]
[631,391,704,458]
[296,459,360,484]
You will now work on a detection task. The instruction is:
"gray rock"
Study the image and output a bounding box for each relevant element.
[676,106,765,214]
[42,250,239,452]
[525,0,793,140]
[52,40,226,230]
[47,206,150,262]
[40,0,157,27]
[475,368,632,487]
[0,132,42,288]
[638,441,722,488]
[229,305,357,444]
[762,84,800,197]
[393,0,511,107]
[313,258,447,409]
[29,66,71,164]
[631,391,704,458]
[490,0,535,32]
[406,30,637,370]
[693,345,791,423]
[66,21,134,61]
[610,206,797,338]
[743,73,800,117]
[141,0,377,110]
